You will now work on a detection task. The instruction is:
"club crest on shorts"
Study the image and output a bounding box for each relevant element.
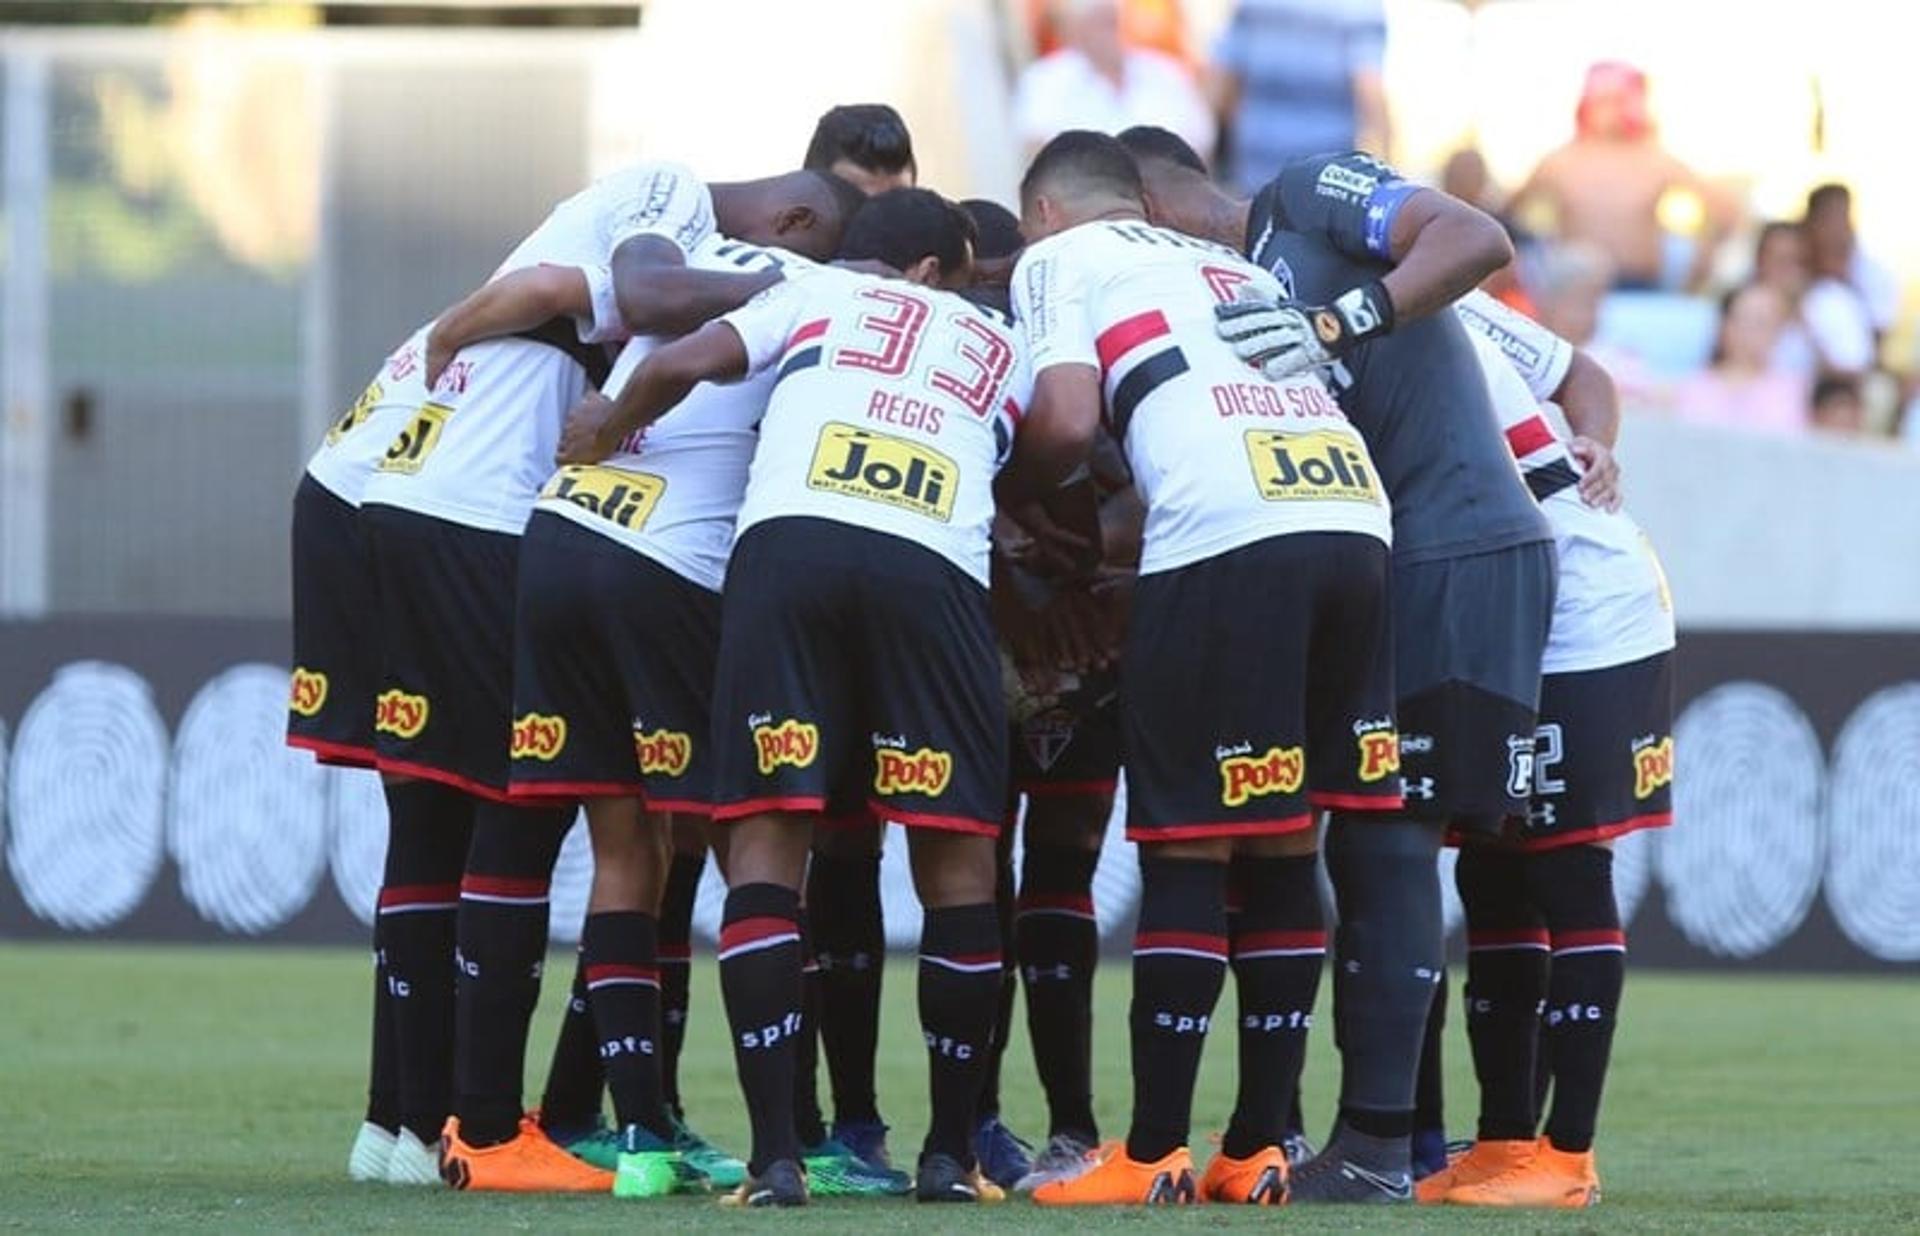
[1217,741,1304,807]
[511,712,568,761]
[750,716,818,774]
[633,726,691,777]
[374,688,429,739]
[1022,706,1076,772]
[1505,733,1537,798]
[288,667,329,717]
[1632,734,1674,799]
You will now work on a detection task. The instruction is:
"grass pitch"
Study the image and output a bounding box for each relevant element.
[2,942,1916,1232]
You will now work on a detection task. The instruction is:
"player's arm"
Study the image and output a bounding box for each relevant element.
[612,235,784,336]
[554,323,748,465]
[423,264,595,387]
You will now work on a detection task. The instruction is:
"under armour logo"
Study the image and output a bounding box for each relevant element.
[1401,775,1436,800]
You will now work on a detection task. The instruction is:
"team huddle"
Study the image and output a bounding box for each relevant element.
[286,103,1675,1209]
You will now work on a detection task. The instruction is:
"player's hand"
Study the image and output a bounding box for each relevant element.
[1569,436,1622,512]
[1213,281,1393,380]
[1042,586,1115,676]
[424,324,458,390]
[1002,499,1099,579]
[555,391,622,465]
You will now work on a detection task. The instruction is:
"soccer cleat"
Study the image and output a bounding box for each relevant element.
[973,1116,1035,1189]
[1286,1128,1413,1205]
[438,1116,615,1193]
[719,1158,807,1207]
[669,1113,747,1191]
[613,1124,689,1199]
[1446,1139,1600,1209]
[1280,1130,1316,1169]
[348,1121,396,1182]
[1411,1127,1450,1180]
[1413,1137,1536,1204]
[803,1136,915,1196]
[828,1117,894,1171]
[557,1124,621,1172]
[1031,1142,1197,1206]
[1014,1132,1097,1193]
[385,1128,442,1186]
[1199,1144,1290,1204]
[915,1152,1007,1204]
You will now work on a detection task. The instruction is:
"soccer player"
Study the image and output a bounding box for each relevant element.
[1411,295,1673,1209]
[1005,131,1400,1208]
[1118,126,1547,1203]
[360,160,861,1194]
[557,188,1024,1207]
[804,102,918,194]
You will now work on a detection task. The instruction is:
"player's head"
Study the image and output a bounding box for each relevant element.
[1019,129,1146,241]
[959,198,1023,312]
[722,169,868,263]
[839,187,976,289]
[804,103,918,195]
[1115,125,1219,238]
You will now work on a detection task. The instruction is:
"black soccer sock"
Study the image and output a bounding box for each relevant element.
[794,910,828,1149]
[376,779,473,1143]
[1324,815,1444,1144]
[918,903,1004,1166]
[976,855,1019,1123]
[365,915,401,1132]
[718,883,805,1173]
[1456,845,1549,1142]
[583,910,671,1138]
[1527,845,1625,1154]
[1221,853,1324,1160]
[452,803,572,1148]
[1414,968,1448,1136]
[537,947,604,1133]
[1126,857,1229,1163]
[805,851,885,1126]
[657,852,703,1118]
[1016,843,1100,1142]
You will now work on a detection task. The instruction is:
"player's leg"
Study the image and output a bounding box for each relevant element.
[534,950,604,1154]
[808,819,890,1163]
[658,819,706,1123]
[971,820,1032,1189]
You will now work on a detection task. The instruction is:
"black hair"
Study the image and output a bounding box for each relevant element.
[808,169,870,231]
[959,198,1023,261]
[804,103,917,178]
[1812,373,1862,407]
[839,187,976,276]
[1805,182,1850,218]
[1116,124,1208,176]
[1020,129,1145,208]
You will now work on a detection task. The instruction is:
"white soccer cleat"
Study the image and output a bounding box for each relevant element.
[385,1127,443,1186]
[348,1121,397,1182]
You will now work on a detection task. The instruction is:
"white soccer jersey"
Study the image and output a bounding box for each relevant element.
[1012,220,1390,577]
[1463,327,1675,674]
[720,266,1028,586]
[359,162,717,534]
[535,238,812,592]
[303,326,434,507]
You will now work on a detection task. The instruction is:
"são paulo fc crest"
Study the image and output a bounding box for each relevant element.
[1022,707,1077,772]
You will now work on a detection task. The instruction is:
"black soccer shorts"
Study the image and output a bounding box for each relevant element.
[1011,669,1122,803]
[287,475,382,767]
[1510,650,1674,851]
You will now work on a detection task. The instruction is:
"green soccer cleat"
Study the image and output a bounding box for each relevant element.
[804,1136,915,1197]
[670,1113,747,1192]
[558,1123,622,1172]
[613,1124,686,1199]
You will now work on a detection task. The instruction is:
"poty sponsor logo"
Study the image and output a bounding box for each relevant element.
[511,712,567,761]
[634,727,691,777]
[1218,745,1305,807]
[1633,735,1674,799]
[374,688,429,739]
[753,719,819,774]
[288,668,329,717]
[874,747,953,797]
[1357,729,1401,783]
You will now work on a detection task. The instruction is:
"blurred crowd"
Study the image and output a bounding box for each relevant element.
[1008,0,1916,446]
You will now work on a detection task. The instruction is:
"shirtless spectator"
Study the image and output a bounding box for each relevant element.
[1509,61,1731,291]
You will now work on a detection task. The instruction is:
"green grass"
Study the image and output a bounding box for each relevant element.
[2,943,1917,1232]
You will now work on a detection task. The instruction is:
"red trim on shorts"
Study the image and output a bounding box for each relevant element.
[868,799,1001,837]
[1232,928,1327,956]
[1551,928,1626,952]
[646,798,714,817]
[719,915,800,954]
[785,318,830,351]
[1020,779,1118,800]
[508,779,645,803]
[1312,790,1404,811]
[585,963,661,987]
[1514,811,1673,853]
[1506,415,1556,458]
[462,874,551,900]
[1126,813,1314,843]
[1133,930,1228,958]
[287,734,380,768]
[1096,309,1172,371]
[1468,927,1551,951]
[373,755,516,803]
[711,795,829,822]
[378,882,460,910]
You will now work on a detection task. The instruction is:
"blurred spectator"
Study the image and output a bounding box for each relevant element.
[1508,61,1731,291]
[1751,220,1819,380]
[1208,0,1389,195]
[1800,185,1883,376]
[1021,0,1193,62]
[1670,284,1807,435]
[1443,145,1536,314]
[1013,0,1214,160]
[1531,240,1655,407]
[1804,183,1900,339]
[1810,374,1867,436]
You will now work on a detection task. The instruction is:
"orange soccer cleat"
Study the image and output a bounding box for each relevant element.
[1413,1137,1536,1203]
[439,1115,616,1193]
[1447,1139,1600,1208]
[1198,1144,1289,1204]
[1031,1142,1197,1206]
